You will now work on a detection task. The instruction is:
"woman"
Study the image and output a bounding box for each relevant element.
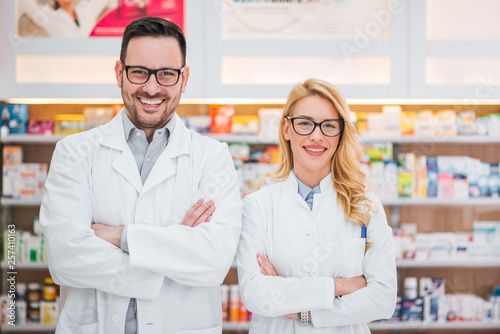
[18,0,116,37]
[237,79,397,333]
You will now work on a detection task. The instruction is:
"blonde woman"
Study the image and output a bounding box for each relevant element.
[237,79,397,333]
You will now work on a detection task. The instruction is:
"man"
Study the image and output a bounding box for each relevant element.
[40,17,242,334]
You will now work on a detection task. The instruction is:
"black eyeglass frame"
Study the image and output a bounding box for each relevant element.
[286,116,345,137]
[120,62,186,87]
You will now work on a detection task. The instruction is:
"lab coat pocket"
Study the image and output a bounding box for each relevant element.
[175,325,222,334]
[341,238,366,278]
[57,310,99,334]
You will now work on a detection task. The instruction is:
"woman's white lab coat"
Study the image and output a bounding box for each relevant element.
[237,174,397,333]
[40,111,242,334]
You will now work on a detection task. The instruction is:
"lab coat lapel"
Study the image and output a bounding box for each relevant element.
[283,174,312,210]
[98,111,143,193]
[284,172,336,212]
[142,114,191,193]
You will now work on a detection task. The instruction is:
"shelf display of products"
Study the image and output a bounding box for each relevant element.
[362,143,500,200]
[228,143,280,196]
[354,106,500,138]
[382,277,500,324]
[221,284,251,324]
[394,221,500,264]
[2,146,48,201]
[0,102,499,334]
[2,217,46,265]
[0,103,122,137]
[0,278,59,327]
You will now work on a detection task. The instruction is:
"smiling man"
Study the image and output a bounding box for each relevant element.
[116,24,187,141]
[40,17,242,334]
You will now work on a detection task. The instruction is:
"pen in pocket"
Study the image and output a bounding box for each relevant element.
[361,224,366,238]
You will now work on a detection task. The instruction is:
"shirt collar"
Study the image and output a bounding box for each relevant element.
[122,111,176,142]
[291,169,321,200]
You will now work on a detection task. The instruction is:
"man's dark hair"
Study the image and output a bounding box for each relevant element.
[120,17,186,66]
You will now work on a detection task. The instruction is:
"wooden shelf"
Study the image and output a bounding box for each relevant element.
[4,197,500,207]
[1,135,64,144]
[1,198,43,206]
[3,134,500,145]
[222,321,500,331]
[223,322,250,331]
[1,262,48,269]
[369,321,500,330]
[360,135,500,144]
[396,259,500,268]
[230,259,500,270]
[380,197,500,206]
[1,323,56,332]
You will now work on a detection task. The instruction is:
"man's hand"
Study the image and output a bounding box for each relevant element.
[334,275,367,297]
[91,223,123,248]
[182,199,215,228]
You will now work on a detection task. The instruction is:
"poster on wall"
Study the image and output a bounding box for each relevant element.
[17,0,184,38]
[220,0,391,40]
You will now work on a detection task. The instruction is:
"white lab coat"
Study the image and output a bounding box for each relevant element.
[237,174,397,333]
[18,0,116,37]
[40,111,242,334]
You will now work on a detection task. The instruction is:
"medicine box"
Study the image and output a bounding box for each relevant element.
[54,114,85,135]
[258,108,282,137]
[1,104,28,134]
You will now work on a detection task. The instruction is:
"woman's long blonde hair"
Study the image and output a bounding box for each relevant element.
[258,78,375,230]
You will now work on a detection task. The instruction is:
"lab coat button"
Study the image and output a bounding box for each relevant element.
[310,269,318,276]
[112,314,120,323]
[309,231,317,238]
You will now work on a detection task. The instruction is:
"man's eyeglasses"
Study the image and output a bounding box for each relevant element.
[120,62,185,86]
[287,116,344,137]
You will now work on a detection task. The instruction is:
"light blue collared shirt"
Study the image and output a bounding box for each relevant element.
[291,169,321,210]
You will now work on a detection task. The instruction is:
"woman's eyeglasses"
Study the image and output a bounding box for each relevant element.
[287,116,344,137]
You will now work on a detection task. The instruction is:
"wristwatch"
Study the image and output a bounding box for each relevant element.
[297,311,309,325]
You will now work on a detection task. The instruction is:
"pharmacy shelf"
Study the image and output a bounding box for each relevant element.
[396,259,500,268]
[230,259,500,270]
[3,197,500,208]
[4,134,500,145]
[223,321,500,331]
[1,324,56,332]
[223,322,250,331]
[360,135,500,144]
[207,134,279,144]
[368,321,500,330]
[380,198,500,206]
[207,134,500,145]
[0,134,279,145]
[1,134,64,144]
[1,198,43,206]
[1,262,48,269]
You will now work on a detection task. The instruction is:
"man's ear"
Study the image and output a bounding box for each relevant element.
[180,66,189,93]
[115,60,123,88]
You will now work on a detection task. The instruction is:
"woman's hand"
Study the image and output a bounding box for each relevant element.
[256,254,298,319]
[334,276,367,297]
[256,253,278,276]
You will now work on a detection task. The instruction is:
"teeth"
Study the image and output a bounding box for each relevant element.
[305,147,325,152]
[139,98,162,106]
